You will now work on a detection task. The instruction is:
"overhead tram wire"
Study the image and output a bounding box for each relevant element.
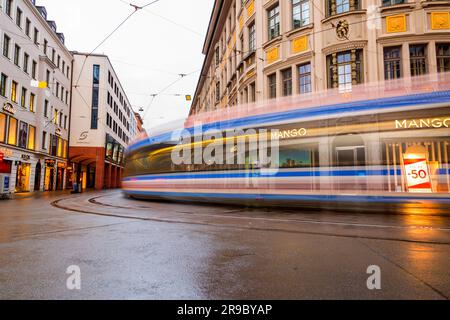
[74,0,162,89]
[142,69,200,120]
[117,0,204,37]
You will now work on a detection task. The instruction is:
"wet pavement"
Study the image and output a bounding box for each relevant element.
[0,190,449,299]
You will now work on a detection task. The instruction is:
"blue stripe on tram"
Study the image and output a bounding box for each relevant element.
[122,190,450,204]
[123,168,450,182]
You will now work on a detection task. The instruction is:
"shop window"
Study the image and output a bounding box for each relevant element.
[0,113,6,142]
[18,121,28,149]
[384,46,402,80]
[436,43,450,73]
[57,137,63,158]
[8,117,17,145]
[278,145,318,168]
[410,44,427,76]
[28,125,35,150]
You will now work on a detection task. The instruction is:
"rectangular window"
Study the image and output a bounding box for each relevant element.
[28,125,35,150]
[215,47,220,66]
[382,0,404,6]
[42,131,47,150]
[14,44,21,66]
[11,81,17,103]
[384,46,402,80]
[215,82,221,103]
[436,43,450,73]
[54,109,58,125]
[44,100,49,117]
[8,117,17,145]
[336,0,350,14]
[18,121,28,149]
[327,50,363,90]
[3,34,10,58]
[25,19,31,37]
[282,69,293,96]
[33,28,39,45]
[268,73,277,99]
[5,0,13,17]
[293,0,310,29]
[250,83,256,102]
[64,115,67,129]
[46,70,50,87]
[1,74,7,97]
[23,53,29,74]
[30,93,35,112]
[52,49,55,62]
[0,113,6,143]
[91,65,100,129]
[298,62,312,94]
[44,39,48,55]
[249,23,256,52]
[56,82,59,98]
[16,8,23,28]
[21,87,27,108]
[50,134,57,156]
[410,44,427,76]
[31,60,37,80]
[268,5,280,41]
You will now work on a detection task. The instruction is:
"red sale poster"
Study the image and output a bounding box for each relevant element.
[403,155,432,193]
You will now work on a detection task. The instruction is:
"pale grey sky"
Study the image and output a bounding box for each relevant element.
[39,0,213,130]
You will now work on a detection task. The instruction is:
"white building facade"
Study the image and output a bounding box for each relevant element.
[70,53,136,190]
[0,0,72,195]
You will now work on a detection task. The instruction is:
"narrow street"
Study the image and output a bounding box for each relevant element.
[0,190,448,299]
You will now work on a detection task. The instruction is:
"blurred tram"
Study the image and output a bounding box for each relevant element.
[123,75,450,212]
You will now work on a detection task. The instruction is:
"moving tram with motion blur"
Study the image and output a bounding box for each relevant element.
[123,75,450,212]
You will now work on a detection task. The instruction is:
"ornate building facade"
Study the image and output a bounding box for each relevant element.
[190,0,450,115]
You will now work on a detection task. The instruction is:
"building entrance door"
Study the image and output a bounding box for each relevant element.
[15,163,31,193]
[34,162,41,191]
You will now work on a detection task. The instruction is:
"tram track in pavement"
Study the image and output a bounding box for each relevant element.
[50,192,450,245]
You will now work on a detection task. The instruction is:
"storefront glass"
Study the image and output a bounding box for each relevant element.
[8,117,17,145]
[0,113,6,143]
[28,125,35,150]
[15,162,30,192]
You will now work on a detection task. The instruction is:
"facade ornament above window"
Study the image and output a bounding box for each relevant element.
[336,20,349,40]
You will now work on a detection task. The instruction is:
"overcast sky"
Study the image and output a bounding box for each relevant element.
[39,0,213,131]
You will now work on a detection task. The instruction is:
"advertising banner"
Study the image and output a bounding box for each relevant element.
[403,155,432,193]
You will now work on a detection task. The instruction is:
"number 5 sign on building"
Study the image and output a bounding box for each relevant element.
[403,155,432,193]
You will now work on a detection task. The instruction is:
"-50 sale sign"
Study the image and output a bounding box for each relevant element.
[403,156,432,193]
